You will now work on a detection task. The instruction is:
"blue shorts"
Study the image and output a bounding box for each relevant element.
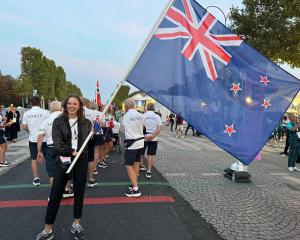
[124,148,143,166]
[29,141,47,160]
[45,147,57,177]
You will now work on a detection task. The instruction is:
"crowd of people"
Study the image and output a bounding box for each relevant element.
[2,95,163,240]
[2,95,300,239]
[0,104,22,167]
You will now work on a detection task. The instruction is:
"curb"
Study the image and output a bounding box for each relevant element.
[0,154,30,177]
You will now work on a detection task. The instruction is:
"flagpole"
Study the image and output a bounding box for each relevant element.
[66,0,175,174]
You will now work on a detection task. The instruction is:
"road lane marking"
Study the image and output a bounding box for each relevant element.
[0,196,175,208]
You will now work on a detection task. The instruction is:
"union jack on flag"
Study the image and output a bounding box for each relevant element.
[155,0,242,81]
[126,0,300,165]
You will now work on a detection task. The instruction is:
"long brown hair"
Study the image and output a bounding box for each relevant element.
[62,94,84,123]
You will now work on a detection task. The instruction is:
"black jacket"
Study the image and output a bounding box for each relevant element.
[52,115,92,158]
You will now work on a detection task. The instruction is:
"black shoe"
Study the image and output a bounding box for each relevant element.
[33,178,41,186]
[63,187,74,198]
[146,171,151,179]
[35,230,54,240]
[93,169,98,175]
[71,223,84,240]
[87,179,98,188]
[125,189,141,198]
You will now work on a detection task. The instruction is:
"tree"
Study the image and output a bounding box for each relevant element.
[114,85,130,109]
[229,0,300,67]
[13,46,82,102]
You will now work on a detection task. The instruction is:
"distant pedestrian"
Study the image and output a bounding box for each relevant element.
[175,115,184,138]
[185,124,195,136]
[169,113,175,132]
[6,106,20,143]
[0,106,9,167]
[35,94,92,240]
[286,114,300,172]
[122,99,144,197]
[22,97,50,186]
[141,103,162,179]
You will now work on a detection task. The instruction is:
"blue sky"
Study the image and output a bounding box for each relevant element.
[0,0,299,102]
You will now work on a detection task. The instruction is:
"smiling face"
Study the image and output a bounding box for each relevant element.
[67,97,80,117]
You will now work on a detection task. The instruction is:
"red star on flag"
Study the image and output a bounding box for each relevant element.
[262,99,271,109]
[260,76,270,86]
[230,83,242,95]
[224,124,236,137]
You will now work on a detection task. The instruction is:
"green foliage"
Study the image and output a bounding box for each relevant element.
[13,46,82,102]
[229,0,300,67]
[114,85,130,109]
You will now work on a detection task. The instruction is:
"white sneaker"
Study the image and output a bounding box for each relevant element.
[293,167,300,171]
[288,167,294,172]
[175,135,178,138]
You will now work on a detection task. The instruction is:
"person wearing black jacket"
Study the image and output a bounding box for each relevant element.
[35,95,92,240]
[6,106,20,143]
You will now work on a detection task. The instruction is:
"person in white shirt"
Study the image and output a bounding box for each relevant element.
[22,97,50,186]
[112,118,121,152]
[81,99,105,188]
[122,99,144,197]
[140,103,162,179]
[37,101,62,185]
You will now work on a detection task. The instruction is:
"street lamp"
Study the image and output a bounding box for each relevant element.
[205,5,230,27]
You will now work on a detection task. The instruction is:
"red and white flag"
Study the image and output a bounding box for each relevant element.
[95,80,102,107]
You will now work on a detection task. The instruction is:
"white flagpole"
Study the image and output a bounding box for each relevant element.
[66,0,175,174]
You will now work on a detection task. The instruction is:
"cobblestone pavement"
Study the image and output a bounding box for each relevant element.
[155,127,300,240]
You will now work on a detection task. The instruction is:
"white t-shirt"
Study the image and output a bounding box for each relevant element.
[22,106,50,142]
[144,111,162,141]
[84,107,96,124]
[69,117,78,151]
[112,121,120,134]
[122,109,144,150]
[39,111,61,145]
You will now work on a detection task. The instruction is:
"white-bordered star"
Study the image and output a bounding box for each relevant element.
[224,124,237,137]
[260,76,270,86]
[230,83,242,95]
[262,99,271,109]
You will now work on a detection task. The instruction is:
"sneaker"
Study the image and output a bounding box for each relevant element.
[175,135,178,138]
[146,171,151,179]
[125,189,141,198]
[35,230,54,240]
[33,178,41,186]
[98,161,108,168]
[93,169,98,175]
[293,167,300,171]
[128,184,133,191]
[87,179,98,188]
[63,187,74,198]
[71,223,85,240]
[140,165,147,171]
[0,162,10,167]
[288,167,294,172]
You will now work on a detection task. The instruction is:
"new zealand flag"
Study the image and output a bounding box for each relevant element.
[126,0,300,165]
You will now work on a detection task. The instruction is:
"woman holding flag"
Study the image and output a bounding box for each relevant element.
[35,94,92,240]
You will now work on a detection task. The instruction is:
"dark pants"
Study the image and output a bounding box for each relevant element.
[288,143,299,168]
[170,122,174,132]
[45,157,88,224]
[185,124,195,135]
[283,131,290,155]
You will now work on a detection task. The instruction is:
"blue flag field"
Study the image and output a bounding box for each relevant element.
[126,0,300,165]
